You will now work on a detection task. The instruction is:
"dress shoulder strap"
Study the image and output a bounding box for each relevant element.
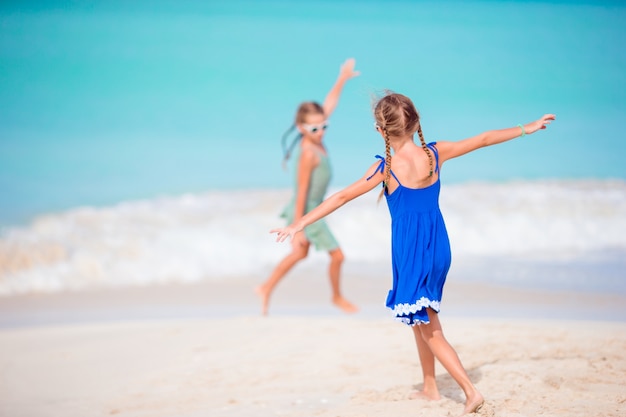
[366,155,402,185]
[426,142,440,174]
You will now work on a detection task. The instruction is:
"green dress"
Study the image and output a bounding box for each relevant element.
[281,146,339,251]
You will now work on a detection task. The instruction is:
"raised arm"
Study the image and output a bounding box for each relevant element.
[322,58,360,118]
[271,160,383,242]
[436,114,556,164]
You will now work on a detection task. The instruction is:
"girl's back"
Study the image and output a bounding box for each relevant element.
[386,142,438,193]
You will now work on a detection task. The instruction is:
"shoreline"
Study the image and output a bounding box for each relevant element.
[1,271,625,329]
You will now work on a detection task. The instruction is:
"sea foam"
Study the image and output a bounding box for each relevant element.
[1,180,625,296]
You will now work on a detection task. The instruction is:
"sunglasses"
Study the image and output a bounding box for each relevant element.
[302,122,329,133]
[374,122,381,131]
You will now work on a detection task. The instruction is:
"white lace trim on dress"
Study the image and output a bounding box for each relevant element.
[390,296,440,317]
[395,316,430,326]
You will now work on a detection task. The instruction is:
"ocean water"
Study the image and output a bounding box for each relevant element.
[1,1,625,296]
[1,181,625,296]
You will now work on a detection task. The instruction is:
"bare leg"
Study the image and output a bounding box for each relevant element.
[418,309,484,415]
[256,241,309,315]
[328,248,358,313]
[409,325,441,401]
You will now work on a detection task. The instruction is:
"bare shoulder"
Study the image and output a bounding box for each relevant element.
[299,144,320,166]
[428,140,456,162]
[429,140,450,151]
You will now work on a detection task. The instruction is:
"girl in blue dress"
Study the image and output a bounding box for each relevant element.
[257,58,360,316]
[271,91,555,415]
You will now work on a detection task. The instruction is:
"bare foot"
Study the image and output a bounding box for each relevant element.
[460,392,484,416]
[409,390,441,401]
[255,286,270,316]
[332,295,358,313]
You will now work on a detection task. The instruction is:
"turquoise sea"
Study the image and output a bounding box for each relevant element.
[1,0,625,296]
[1,0,625,224]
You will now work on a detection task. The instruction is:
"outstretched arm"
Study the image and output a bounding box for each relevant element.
[322,58,360,118]
[436,114,556,164]
[271,161,383,243]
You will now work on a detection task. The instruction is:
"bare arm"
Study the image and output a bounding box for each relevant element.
[322,58,360,118]
[436,114,556,164]
[271,161,384,242]
[293,148,317,222]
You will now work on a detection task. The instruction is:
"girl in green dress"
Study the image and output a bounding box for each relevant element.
[256,58,360,315]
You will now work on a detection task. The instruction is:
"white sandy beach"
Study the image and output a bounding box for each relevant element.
[1,269,626,417]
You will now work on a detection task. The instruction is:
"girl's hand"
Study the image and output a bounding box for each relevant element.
[270,224,303,243]
[524,114,556,135]
[323,58,360,117]
[339,58,360,81]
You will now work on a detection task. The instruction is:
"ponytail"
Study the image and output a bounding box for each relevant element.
[280,124,302,170]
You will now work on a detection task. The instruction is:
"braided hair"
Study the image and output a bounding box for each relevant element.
[373,92,433,201]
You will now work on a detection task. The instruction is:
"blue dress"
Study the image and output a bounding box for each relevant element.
[368,143,451,326]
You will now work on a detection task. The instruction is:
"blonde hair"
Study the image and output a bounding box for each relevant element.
[295,101,324,124]
[373,91,433,201]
